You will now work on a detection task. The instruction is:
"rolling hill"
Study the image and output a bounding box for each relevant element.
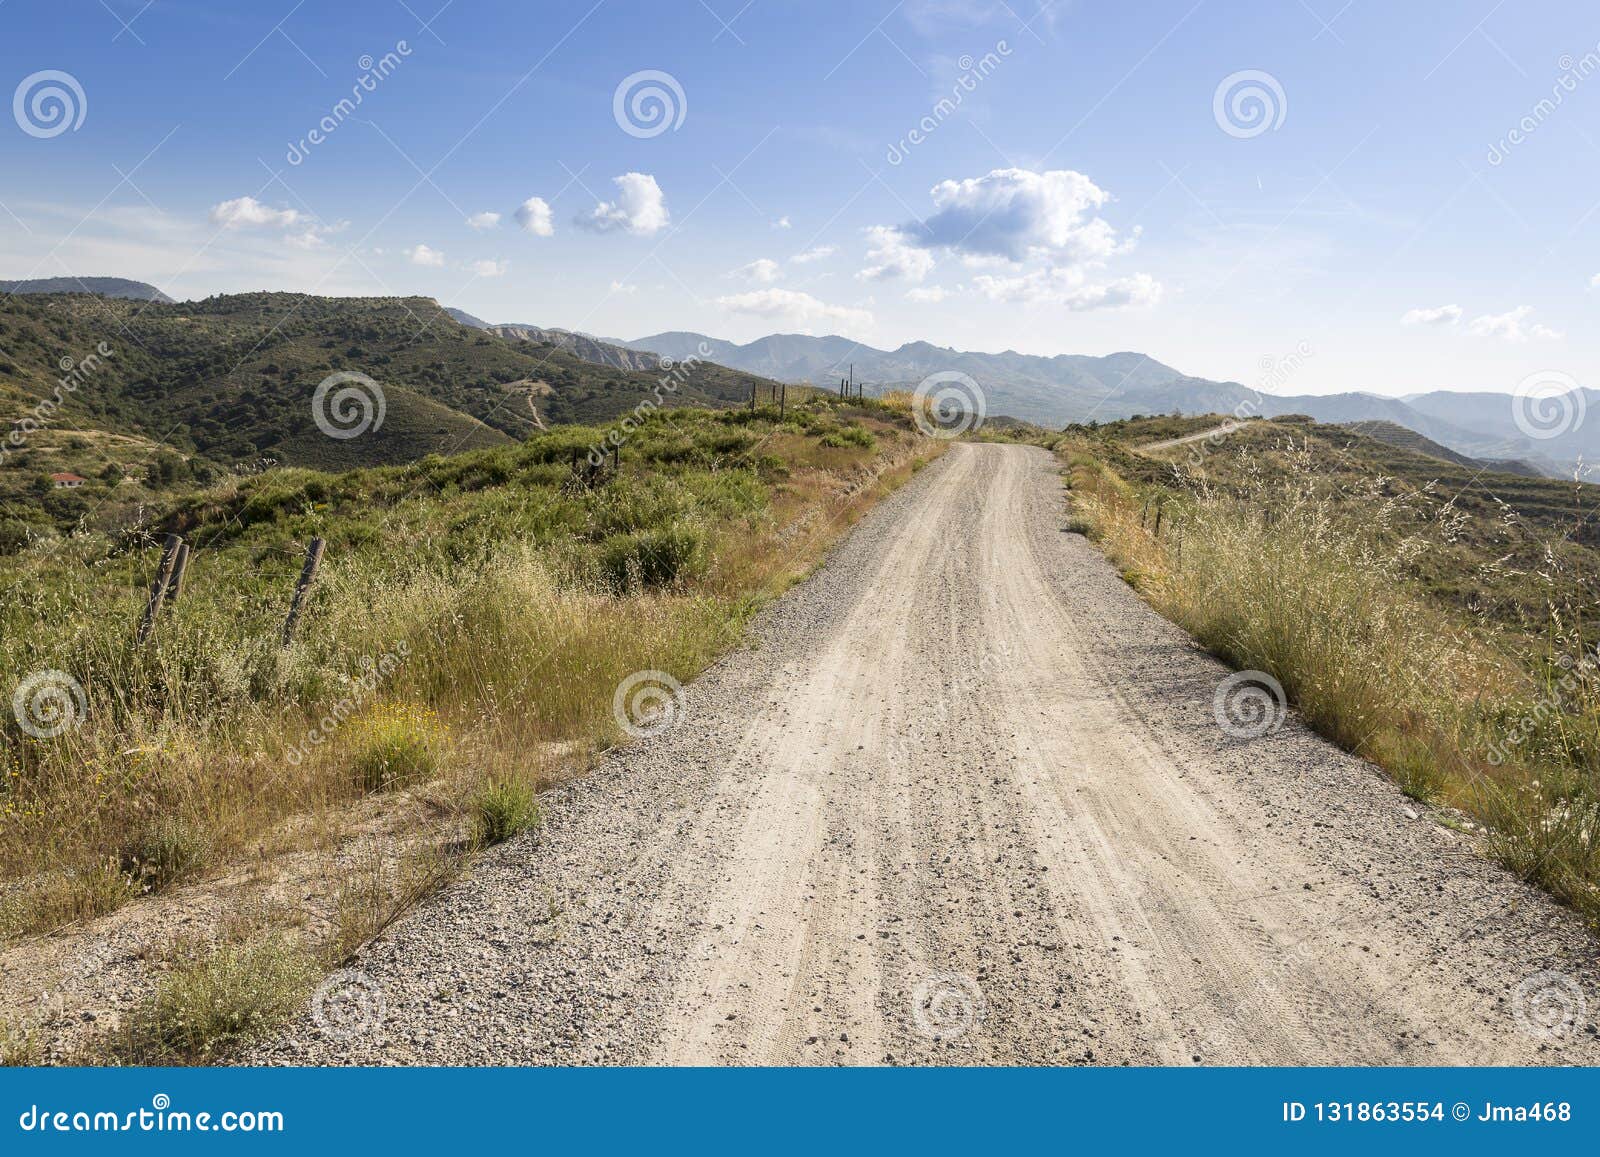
[0,291,782,476]
[0,276,174,302]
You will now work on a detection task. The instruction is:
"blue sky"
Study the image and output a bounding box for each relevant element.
[1,0,1597,397]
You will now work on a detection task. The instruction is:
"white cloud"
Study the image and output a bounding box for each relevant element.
[469,258,508,277]
[610,280,639,295]
[791,244,836,265]
[908,168,1129,263]
[209,196,300,229]
[1591,273,1600,289]
[905,285,951,303]
[1400,304,1462,327]
[774,215,792,229]
[466,211,501,230]
[972,269,1162,311]
[1467,305,1561,342]
[716,288,873,333]
[514,197,553,237]
[575,173,669,236]
[857,224,936,282]
[406,243,446,267]
[730,258,782,284]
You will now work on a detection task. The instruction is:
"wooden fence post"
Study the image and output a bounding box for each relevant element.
[779,383,786,419]
[137,534,183,643]
[281,537,326,648]
[164,542,192,604]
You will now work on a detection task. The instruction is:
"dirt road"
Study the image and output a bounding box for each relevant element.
[1136,422,1247,453]
[257,442,1600,1066]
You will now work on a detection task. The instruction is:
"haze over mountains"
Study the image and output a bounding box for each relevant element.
[0,279,1587,478]
[621,330,1588,477]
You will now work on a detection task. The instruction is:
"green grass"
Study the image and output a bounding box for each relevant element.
[0,396,930,943]
[471,778,540,846]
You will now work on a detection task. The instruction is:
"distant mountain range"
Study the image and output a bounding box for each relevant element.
[444,308,660,372]
[5,278,1583,479]
[1,276,174,302]
[615,330,1590,477]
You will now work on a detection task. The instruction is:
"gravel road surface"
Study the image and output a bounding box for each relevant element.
[254,442,1600,1066]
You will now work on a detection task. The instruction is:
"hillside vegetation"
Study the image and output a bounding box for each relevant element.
[0,389,934,1061]
[1063,413,1600,921]
[0,292,780,514]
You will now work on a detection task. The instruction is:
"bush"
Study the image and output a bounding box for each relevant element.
[471,778,540,846]
[598,526,707,590]
[121,817,209,891]
[820,425,875,449]
[112,939,317,1063]
[348,703,448,792]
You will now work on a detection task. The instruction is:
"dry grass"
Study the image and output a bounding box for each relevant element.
[0,402,940,1061]
[1064,442,1600,920]
[105,937,320,1064]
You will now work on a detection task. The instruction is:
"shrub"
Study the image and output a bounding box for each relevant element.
[820,425,875,449]
[112,939,317,1063]
[348,703,448,792]
[471,778,540,846]
[598,526,707,591]
[121,817,209,892]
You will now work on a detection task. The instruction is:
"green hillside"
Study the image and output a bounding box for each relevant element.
[0,291,784,543]
[0,291,777,469]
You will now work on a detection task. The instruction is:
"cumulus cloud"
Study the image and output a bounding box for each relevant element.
[858,168,1157,310]
[515,197,553,237]
[906,168,1130,263]
[857,225,936,282]
[576,173,669,236]
[209,196,300,229]
[972,269,1162,311]
[406,243,446,267]
[1468,305,1561,342]
[730,258,782,284]
[716,288,873,333]
[466,211,501,230]
[905,285,952,303]
[791,245,836,265]
[1400,304,1462,327]
[469,258,508,277]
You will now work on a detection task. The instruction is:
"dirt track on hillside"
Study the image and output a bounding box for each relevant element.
[255,443,1600,1066]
